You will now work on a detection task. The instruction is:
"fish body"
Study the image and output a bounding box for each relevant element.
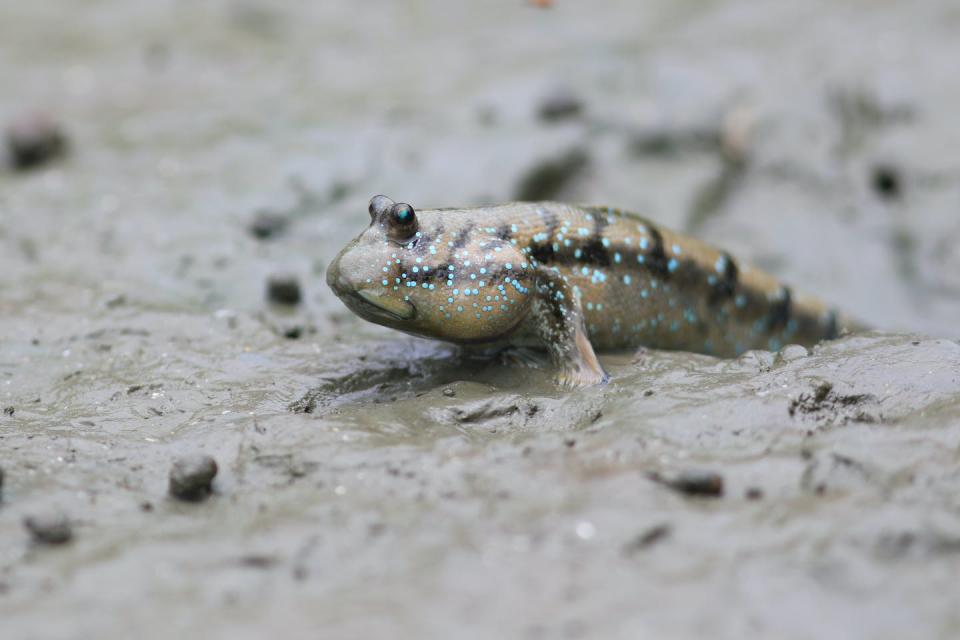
[326,196,850,387]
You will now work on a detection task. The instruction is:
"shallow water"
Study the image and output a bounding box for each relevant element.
[2,1,960,639]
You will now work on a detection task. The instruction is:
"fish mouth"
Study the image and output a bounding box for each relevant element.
[344,289,416,322]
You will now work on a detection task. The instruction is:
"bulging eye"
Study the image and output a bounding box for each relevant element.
[388,203,418,241]
[369,195,393,219]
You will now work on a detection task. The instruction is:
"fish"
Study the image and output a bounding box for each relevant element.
[326,195,859,387]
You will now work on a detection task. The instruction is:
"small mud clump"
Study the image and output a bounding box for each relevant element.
[513,147,589,201]
[789,381,879,425]
[871,164,902,200]
[266,274,302,306]
[443,396,540,426]
[24,513,73,545]
[3,406,13,417]
[248,211,289,240]
[623,524,671,555]
[537,87,584,122]
[5,111,68,171]
[650,469,724,498]
[169,454,218,501]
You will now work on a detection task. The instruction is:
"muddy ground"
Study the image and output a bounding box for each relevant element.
[2,1,960,639]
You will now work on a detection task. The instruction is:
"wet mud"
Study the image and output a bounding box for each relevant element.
[2,1,960,639]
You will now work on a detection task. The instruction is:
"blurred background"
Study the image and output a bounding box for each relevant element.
[3,0,959,335]
[2,2,960,639]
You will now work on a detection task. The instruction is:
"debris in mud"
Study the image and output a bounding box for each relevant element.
[875,529,960,560]
[537,87,584,122]
[800,452,877,496]
[4,111,68,171]
[649,469,724,498]
[444,396,540,425]
[871,163,902,200]
[281,325,303,339]
[236,554,280,569]
[622,524,671,555]
[253,453,318,484]
[685,156,746,233]
[3,406,13,417]
[789,381,880,425]
[266,274,302,306]
[745,487,764,500]
[828,85,914,154]
[169,454,218,501]
[628,125,720,157]
[23,513,73,545]
[442,387,456,398]
[513,147,589,201]
[248,211,289,240]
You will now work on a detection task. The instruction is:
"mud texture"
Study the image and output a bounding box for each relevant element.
[2,2,960,639]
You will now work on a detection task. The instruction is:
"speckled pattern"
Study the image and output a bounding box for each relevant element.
[328,196,848,386]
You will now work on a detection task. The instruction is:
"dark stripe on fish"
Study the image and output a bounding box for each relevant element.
[646,225,670,277]
[767,286,792,330]
[708,251,739,306]
[451,224,474,250]
[823,309,838,340]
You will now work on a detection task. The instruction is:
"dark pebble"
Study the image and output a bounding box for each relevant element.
[248,211,289,240]
[537,88,584,122]
[623,523,671,554]
[745,487,764,500]
[266,274,302,305]
[23,513,73,545]
[169,454,218,501]
[5,112,68,171]
[282,325,303,339]
[651,469,724,498]
[513,148,589,201]
[3,406,13,416]
[871,164,901,200]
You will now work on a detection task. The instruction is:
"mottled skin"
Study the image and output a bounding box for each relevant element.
[326,196,850,388]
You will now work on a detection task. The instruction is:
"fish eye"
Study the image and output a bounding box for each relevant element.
[369,194,393,219]
[388,203,418,241]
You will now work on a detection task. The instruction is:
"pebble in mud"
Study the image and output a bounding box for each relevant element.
[266,274,302,305]
[623,523,671,555]
[3,406,13,416]
[871,163,902,200]
[168,454,218,501]
[513,147,589,201]
[4,111,68,171]
[23,513,73,545]
[650,469,724,498]
[248,211,289,240]
[537,87,584,122]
